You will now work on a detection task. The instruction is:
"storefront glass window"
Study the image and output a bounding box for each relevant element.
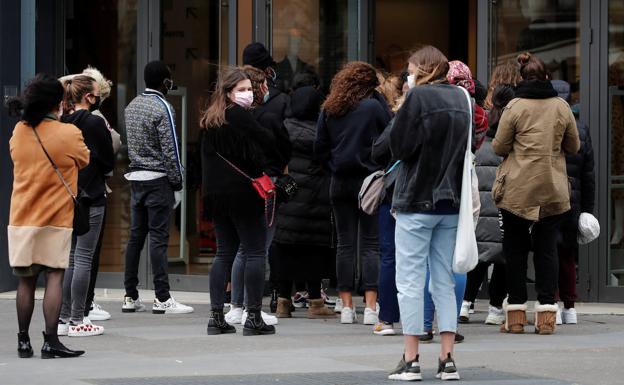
[608,1,624,287]
[492,0,580,105]
[65,0,138,274]
[270,0,356,93]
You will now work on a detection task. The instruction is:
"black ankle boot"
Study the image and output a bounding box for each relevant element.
[270,289,278,313]
[243,310,276,336]
[17,332,33,358]
[207,309,236,335]
[41,332,85,359]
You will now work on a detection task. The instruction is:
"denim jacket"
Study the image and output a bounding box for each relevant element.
[389,84,471,213]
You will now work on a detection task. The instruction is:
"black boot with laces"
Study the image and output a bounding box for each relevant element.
[243,309,276,336]
[207,309,236,335]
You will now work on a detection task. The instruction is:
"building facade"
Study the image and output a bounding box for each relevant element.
[1,0,623,302]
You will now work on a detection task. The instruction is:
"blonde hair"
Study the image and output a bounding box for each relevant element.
[82,66,113,101]
[376,72,402,110]
[61,75,96,112]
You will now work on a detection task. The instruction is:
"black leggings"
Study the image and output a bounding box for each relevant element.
[463,261,506,308]
[274,242,330,300]
[84,207,106,316]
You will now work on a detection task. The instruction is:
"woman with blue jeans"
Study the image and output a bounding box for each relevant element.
[387,46,471,382]
[422,272,466,342]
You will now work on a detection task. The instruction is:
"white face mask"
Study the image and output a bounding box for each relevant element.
[232,91,254,108]
[407,74,416,89]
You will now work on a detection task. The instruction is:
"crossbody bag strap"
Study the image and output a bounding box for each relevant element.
[31,126,78,202]
[216,152,254,181]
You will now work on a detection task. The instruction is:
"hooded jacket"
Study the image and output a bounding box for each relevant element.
[274,87,333,246]
[492,80,580,221]
[390,84,471,213]
[61,109,114,206]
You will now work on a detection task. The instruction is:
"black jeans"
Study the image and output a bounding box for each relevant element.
[332,200,379,293]
[124,178,174,302]
[501,209,565,305]
[210,210,267,311]
[274,242,329,300]
[464,261,506,308]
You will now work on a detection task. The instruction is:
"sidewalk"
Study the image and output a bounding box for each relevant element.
[0,292,623,385]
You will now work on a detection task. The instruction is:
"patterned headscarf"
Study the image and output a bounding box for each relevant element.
[447,60,475,95]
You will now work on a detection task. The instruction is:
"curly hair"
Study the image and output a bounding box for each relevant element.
[242,65,267,107]
[485,61,521,109]
[322,61,379,118]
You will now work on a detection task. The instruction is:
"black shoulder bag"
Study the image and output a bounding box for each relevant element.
[32,127,90,236]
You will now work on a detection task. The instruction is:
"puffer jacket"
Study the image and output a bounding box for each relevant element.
[475,133,503,263]
[274,86,333,246]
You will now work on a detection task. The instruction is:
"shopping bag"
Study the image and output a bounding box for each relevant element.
[453,87,479,274]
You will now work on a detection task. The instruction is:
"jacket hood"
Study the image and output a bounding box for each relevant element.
[288,86,324,121]
[551,80,571,102]
[61,109,91,127]
[515,80,558,99]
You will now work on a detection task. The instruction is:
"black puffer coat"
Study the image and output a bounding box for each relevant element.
[560,119,595,244]
[274,87,334,247]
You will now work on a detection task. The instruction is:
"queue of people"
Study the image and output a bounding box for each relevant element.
[6,42,597,382]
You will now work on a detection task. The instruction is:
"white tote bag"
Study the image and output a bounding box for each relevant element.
[452,87,479,274]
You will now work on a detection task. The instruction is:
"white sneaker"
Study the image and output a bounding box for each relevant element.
[225,306,244,324]
[122,296,146,313]
[459,301,471,323]
[340,307,357,324]
[562,308,578,324]
[152,297,194,314]
[334,298,343,313]
[485,305,505,325]
[241,310,278,326]
[363,307,379,325]
[57,322,69,336]
[556,307,563,325]
[68,317,104,337]
[88,302,111,321]
[373,321,396,336]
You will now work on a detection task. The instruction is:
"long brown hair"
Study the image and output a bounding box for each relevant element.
[408,45,449,86]
[200,67,249,129]
[242,65,267,107]
[322,61,379,118]
[377,72,403,110]
[485,61,521,109]
[62,75,96,112]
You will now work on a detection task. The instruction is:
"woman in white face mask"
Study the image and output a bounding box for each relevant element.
[200,67,279,336]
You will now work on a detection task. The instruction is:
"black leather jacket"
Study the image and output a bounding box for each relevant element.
[390,84,471,212]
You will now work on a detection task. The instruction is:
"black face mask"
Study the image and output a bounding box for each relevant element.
[89,95,102,112]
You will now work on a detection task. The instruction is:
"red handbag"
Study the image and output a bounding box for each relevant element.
[217,153,276,226]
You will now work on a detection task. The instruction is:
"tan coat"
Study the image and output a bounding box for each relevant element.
[8,119,90,268]
[492,97,580,221]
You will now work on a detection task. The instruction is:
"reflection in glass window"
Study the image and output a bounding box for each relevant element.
[271,0,353,93]
[492,0,580,105]
[608,1,624,286]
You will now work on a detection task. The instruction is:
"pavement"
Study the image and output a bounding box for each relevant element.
[0,290,623,385]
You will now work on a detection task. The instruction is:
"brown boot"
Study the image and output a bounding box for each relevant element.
[500,299,527,334]
[307,299,336,319]
[534,302,558,335]
[275,297,292,318]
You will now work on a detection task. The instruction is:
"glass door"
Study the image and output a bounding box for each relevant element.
[264,0,361,93]
[158,0,229,290]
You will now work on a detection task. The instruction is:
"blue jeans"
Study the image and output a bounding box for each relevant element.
[395,212,459,336]
[378,203,400,323]
[423,270,466,332]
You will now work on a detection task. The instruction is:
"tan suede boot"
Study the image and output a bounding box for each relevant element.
[275,297,292,318]
[307,299,336,319]
[534,302,558,335]
[500,298,527,334]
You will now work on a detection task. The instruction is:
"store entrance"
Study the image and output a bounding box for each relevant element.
[374,0,477,76]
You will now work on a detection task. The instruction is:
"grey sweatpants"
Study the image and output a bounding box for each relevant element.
[60,205,106,324]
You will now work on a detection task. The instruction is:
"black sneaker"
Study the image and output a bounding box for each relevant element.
[388,355,422,381]
[454,333,465,344]
[418,331,434,343]
[436,353,460,381]
[207,310,236,335]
